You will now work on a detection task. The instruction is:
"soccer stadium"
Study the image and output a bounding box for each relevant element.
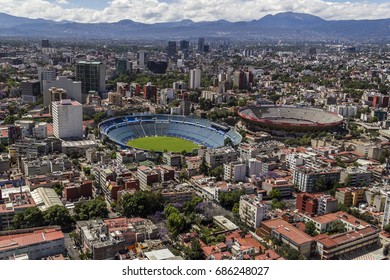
[238,106,344,133]
[99,114,242,152]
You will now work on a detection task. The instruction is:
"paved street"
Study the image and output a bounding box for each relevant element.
[64,232,80,260]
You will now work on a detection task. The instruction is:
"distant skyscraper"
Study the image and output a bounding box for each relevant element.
[180,40,189,51]
[52,99,83,139]
[143,82,157,101]
[189,69,201,89]
[137,50,147,68]
[116,59,127,75]
[166,41,177,57]
[198,38,205,53]
[41,40,50,48]
[76,61,106,95]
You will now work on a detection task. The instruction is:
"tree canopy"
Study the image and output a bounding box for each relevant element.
[74,198,109,221]
[119,191,165,218]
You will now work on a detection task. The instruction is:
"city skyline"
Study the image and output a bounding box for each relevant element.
[0,0,389,24]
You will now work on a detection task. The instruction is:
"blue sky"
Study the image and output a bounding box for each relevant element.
[1,0,390,23]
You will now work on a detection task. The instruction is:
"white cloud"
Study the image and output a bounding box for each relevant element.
[0,0,389,23]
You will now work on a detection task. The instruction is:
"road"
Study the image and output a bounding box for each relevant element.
[63,232,80,260]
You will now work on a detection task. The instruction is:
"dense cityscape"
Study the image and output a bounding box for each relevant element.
[0,31,389,261]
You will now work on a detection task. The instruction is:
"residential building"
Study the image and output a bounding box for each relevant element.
[52,99,83,139]
[262,178,294,198]
[239,194,268,228]
[340,167,371,187]
[335,187,365,207]
[224,161,246,182]
[205,147,237,169]
[189,69,201,89]
[293,167,341,193]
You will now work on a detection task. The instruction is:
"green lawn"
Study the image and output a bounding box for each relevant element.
[127,136,200,152]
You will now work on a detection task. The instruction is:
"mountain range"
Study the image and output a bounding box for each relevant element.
[0,12,389,41]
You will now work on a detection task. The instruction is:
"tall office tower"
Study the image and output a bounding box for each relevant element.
[41,40,50,48]
[180,40,189,51]
[198,38,205,53]
[137,50,147,68]
[116,59,128,75]
[43,76,82,105]
[189,69,201,89]
[75,61,106,95]
[166,41,177,57]
[233,69,253,90]
[52,99,83,139]
[38,67,56,93]
[383,192,390,228]
[21,80,41,103]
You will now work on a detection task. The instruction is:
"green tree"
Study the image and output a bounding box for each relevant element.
[13,207,44,229]
[164,204,180,217]
[53,184,64,197]
[185,239,204,260]
[44,205,74,228]
[3,115,16,125]
[232,202,240,214]
[119,191,165,218]
[210,165,224,181]
[269,188,282,200]
[167,212,185,237]
[219,189,245,209]
[304,221,317,236]
[183,196,203,214]
[224,137,233,147]
[383,224,390,233]
[199,157,209,175]
[329,220,347,234]
[74,198,109,221]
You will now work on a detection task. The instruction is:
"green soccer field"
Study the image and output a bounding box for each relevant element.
[127,136,200,152]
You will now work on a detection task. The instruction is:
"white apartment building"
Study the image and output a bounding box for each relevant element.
[52,99,83,139]
[239,194,268,228]
[189,68,201,89]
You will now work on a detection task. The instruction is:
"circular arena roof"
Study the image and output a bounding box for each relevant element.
[238,106,343,131]
[99,114,242,149]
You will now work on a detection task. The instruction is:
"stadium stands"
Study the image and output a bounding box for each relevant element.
[238,106,343,132]
[99,114,242,149]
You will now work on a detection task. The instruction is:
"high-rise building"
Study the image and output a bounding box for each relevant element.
[21,80,41,103]
[189,68,201,89]
[116,59,128,75]
[180,40,189,51]
[43,76,82,105]
[166,41,177,57]
[383,192,390,228]
[198,38,205,53]
[143,82,157,101]
[52,99,83,139]
[233,69,253,90]
[137,50,147,68]
[75,61,106,95]
[41,39,50,48]
[38,67,56,93]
